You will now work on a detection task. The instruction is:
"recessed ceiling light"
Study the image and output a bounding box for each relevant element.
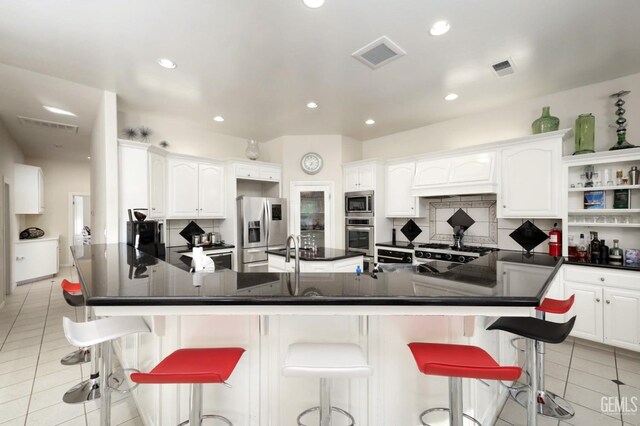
[87,156,91,160]
[157,58,177,69]
[303,0,325,8]
[54,144,63,148]
[213,116,225,122]
[445,93,459,101]
[43,105,76,117]
[365,119,376,125]
[306,102,318,109]
[429,20,450,36]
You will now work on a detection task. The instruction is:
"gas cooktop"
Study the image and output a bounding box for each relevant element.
[415,243,497,263]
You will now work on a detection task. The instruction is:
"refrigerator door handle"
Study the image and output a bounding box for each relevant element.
[264,199,270,249]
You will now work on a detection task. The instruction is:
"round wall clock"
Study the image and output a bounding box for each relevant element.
[301,152,323,175]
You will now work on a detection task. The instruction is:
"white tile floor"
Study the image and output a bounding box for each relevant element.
[0,268,141,426]
[1,268,639,426]
[496,337,640,426]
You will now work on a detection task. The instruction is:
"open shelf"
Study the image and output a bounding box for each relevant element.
[568,185,640,192]
[569,209,640,215]
[568,223,640,228]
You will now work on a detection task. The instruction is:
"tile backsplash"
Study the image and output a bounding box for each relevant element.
[391,194,560,254]
[166,219,223,247]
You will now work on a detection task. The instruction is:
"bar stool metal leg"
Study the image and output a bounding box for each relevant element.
[526,337,537,426]
[319,378,331,426]
[418,377,481,426]
[100,340,112,426]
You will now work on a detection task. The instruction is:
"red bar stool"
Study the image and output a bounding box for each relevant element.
[131,347,245,426]
[408,342,522,426]
[60,280,92,368]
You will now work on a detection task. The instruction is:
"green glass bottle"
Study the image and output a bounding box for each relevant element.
[532,106,560,134]
[609,239,623,266]
[574,113,595,154]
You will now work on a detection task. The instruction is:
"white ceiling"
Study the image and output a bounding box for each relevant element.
[1,0,640,150]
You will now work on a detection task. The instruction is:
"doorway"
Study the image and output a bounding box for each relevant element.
[2,179,10,299]
[290,182,334,249]
[69,193,91,248]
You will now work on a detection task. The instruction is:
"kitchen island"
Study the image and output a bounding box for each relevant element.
[72,243,562,426]
[266,247,363,273]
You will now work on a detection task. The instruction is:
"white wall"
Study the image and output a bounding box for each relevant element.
[0,118,25,294]
[262,135,363,249]
[363,72,640,159]
[24,157,90,266]
[90,91,119,244]
[117,110,249,159]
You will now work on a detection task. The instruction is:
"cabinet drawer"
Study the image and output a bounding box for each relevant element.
[236,165,260,178]
[259,167,281,181]
[563,265,640,288]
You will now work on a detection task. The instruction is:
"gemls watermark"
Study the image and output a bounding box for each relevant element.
[601,396,639,415]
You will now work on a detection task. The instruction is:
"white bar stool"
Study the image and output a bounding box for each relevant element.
[282,343,372,426]
[62,316,150,426]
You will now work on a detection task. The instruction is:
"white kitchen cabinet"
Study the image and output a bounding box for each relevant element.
[412,151,497,197]
[198,163,225,217]
[565,281,604,342]
[168,158,225,218]
[603,288,640,351]
[385,161,425,217]
[14,164,45,214]
[14,236,59,283]
[498,138,561,218]
[344,163,375,192]
[235,162,281,182]
[148,152,166,218]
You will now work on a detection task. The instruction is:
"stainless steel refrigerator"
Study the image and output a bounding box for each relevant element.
[237,196,288,272]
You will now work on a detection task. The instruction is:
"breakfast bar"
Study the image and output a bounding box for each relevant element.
[72,244,564,426]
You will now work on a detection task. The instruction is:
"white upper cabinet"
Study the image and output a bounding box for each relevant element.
[412,151,497,197]
[167,158,225,218]
[344,163,375,192]
[498,137,561,218]
[199,162,225,217]
[14,164,45,214]
[234,162,281,182]
[148,152,166,218]
[386,161,425,217]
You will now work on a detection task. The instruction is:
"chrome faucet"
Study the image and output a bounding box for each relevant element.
[285,234,301,291]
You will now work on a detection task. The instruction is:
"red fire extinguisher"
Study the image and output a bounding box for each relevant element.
[549,223,562,256]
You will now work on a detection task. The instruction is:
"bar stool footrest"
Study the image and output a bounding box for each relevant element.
[62,376,100,404]
[107,368,140,394]
[510,388,575,419]
[297,406,355,426]
[60,347,91,366]
[177,414,233,425]
[419,407,481,426]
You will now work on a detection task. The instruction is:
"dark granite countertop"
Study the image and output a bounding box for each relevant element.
[375,241,416,250]
[70,244,562,307]
[564,257,640,272]
[266,247,363,261]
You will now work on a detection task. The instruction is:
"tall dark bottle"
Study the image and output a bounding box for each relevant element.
[589,231,601,264]
[599,239,609,264]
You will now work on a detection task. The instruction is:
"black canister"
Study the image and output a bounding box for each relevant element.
[599,240,609,264]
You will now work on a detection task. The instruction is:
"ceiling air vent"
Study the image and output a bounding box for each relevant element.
[18,116,78,134]
[491,58,516,77]
[352,36,406,69]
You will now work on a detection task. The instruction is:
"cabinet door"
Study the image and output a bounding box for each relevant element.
[386,162,417,217]
[198,163,225,218]
[167,159,199,217]
[357,165,375,190]
[236,164,260,179]
[259,166,281,182]
[414,158,451,187]
[148,153,166,218]
[14,240,58,282]
[604,288,640,351]
[565,282,604,342]
[344,166,360,192]
[38,168,45,213]
[449,152,495,184]
[499,139,560,218]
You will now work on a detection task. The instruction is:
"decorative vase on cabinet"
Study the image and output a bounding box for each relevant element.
[245,139,259,160]
[532,106,560,134]
[574,113,595,155]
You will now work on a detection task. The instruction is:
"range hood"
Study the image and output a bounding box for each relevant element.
[411,151,498,197]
